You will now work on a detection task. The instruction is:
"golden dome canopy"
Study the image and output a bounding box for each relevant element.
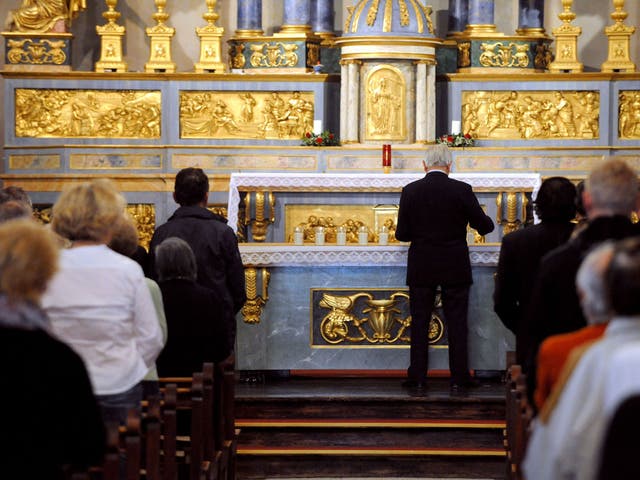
[343,0,436,37]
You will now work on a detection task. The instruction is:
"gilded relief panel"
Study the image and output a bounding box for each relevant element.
[15,89,161,138]
[462,90,600,140]
[618,91,640,139]
[311,288,447,348]
[364,65,406,141]
[179,91,314,140]
[126,204,156,251]
[285,204,399,243]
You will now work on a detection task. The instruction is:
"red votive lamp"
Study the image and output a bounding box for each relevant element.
[382,144,392,173]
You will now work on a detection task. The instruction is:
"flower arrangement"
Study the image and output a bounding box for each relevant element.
[301,130,339,146]
[436,132,475,147]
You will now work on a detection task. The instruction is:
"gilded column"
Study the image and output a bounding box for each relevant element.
[426,64,436,143]
[415,61,428,143]
[347,60,360,143]
[517,0,545,35]
[340,60,349,142]
[310,0,334,35]
[282,0,311,32]
[448,0,469,36]
[236,0,263,35]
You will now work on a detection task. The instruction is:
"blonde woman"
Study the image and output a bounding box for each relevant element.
[0,219,105,477]
[41,179,163,423]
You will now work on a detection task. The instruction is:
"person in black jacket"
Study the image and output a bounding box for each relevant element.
[155,237,230,376]
[149,167,246,355]
[494,177,577,365]
[395,145,495,391]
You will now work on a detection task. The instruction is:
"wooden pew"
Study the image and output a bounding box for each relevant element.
[504,365,533,480]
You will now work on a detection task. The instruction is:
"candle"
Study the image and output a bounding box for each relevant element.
[336,225,347,245]
[358,225,369,245]
[315,226,325,245]
[293,226,304,245]
[382,144,392,173]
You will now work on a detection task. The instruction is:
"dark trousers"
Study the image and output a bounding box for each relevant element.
[408,284,472,383]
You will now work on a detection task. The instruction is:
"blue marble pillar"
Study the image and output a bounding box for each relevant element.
[283,0,311,28]
[237,0,263,33]
[310,0,334,34]
[448,0,469,35]
[517,0,544,31]
[467,0,494,25]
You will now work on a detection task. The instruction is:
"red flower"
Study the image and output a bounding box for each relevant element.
[306,132,312,138]
[447,135,454,143]
[315,137,323,144]
[464,133,471,139]
[329,133,334,140]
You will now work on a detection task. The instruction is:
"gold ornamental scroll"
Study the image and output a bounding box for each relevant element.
[462,90,599,140]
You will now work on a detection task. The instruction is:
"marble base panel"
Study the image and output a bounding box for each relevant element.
[235,264,514,372]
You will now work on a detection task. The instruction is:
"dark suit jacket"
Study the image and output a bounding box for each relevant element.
[395,171,495,287]
[494,221,575,335]
[149,206,246,343]
[157,278,231,377]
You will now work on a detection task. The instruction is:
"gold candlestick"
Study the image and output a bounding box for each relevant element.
[548,0,583,73]
[601,0,636,72]
[95,0,127,72]
[145,0,177,73]
[194,0,226,73]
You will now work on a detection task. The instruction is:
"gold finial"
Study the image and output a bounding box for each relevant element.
[548,0,583,73]
[194,0,226,73]
[601,0,636,72]
[95,0,128,72]
[145,0,177,73]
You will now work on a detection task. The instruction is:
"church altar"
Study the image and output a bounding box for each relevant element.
[231,172,540,373]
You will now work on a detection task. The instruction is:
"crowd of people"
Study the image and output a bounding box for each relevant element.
[494,159,640,479]
[0,168,245,477]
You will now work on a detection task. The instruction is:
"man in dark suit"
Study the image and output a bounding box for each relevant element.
[396,145,495,390]
[149,167,246,355]
[493,177,577,365]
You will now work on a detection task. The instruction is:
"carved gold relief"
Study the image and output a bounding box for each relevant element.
[243,191,275,242]
[286,204,399,244]
[126,204,155,250]
[496,192,528,235]
[7,0,85,33]
[15,89,161,139]
[479,42,530,68]
[618,91,640,139]
[7,38,66,64]
[365,65,406,141]
[457,41,471,68]
[462,90,599,140]
[180,90,314,140]
[317,291,443,346]
[241,267,270,324]
[248,42,300,68]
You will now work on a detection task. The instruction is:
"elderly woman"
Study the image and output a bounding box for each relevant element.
[0,219,105,477]
[41,179,163,423]
[155,237,230,377]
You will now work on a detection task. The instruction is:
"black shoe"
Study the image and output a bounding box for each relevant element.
[402,379,427,389]
[450,378,481,392]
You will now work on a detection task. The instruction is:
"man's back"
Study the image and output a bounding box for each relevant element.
[396,172,494,286]
[150,205,246,315]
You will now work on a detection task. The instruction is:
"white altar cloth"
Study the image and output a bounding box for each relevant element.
[227,172,542,234]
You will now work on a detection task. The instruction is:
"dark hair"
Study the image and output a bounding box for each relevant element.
[0,200,32,223]
[534,177,577,222]
[607,237,640,316]
[155,237,197,282]
[174,168,209,206]
[1,186,32,209]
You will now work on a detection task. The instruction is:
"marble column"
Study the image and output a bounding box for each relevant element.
[236,0,263,34]
[415,62,428,143]
[310,0,334,34]
[468,0,495,26]
[340,61,348,142]
[426,64,436,142]
[448,0,469,35]
[347,61,360,143]
[282,0,311,30]
[517,0,545,34]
